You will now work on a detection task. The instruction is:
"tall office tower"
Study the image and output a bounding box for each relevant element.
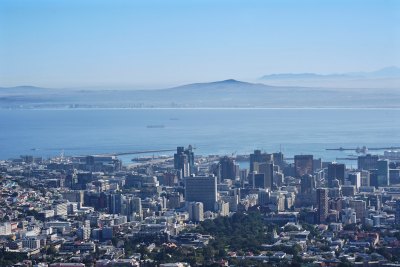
[294,155,313,178]
[313,158,322,172]
[174,153,190,178]
[272,152,285,168]
[108,193,123,214]
[395,199,400,225]
[360,170,370,187]
[358,154,379,170]
[234,164,240,179]
[174,146,194,176]
[327,162,345,187]
[125,195,142,220]
[258,189,270,206]
[349,199,366,223]
[188,202,204,222]
[250,150,273,172]
[252,173,266,188]
[316,188,329,224]
[185,175,217,211]
[215,200,230,217]
[185,145,195,171]
[301,174,315,195]
[348,172,361,189]
[377,159,389,186]
[258,162,274,190]
[274,171,284,187]
[239,169,248,184]
[162,172,177,187]
[219,156,236,180]
[369,169,379,188]
[65,172,77,189]
[76,172,93,190]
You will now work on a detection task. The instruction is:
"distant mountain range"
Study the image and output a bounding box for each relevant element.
[260,66,400,80]
[258,66,400,89]
[1,70,400,109]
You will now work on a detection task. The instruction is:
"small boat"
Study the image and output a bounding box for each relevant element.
[146,125,165,128]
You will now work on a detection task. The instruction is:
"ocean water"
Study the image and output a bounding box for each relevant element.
[0,108,399,166]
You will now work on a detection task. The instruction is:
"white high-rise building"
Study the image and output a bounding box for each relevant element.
[188,202,204,222]
[0,222,11,236]
[360,170,370,187]
[215,200,229,217]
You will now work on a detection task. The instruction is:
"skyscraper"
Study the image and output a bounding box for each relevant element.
[108,193,123,215]
[272,152,285,168]
[185,175,217,211]
[316,188,328,224]
[125,195,142,220]
[188,202,204,222]
[369,169,379,188]
[349,199,366,223]
[252,173,266,188]
[377,159,389,186]
[174,150,189,177]
[357,154,379,170]
[327,162,345,187]
[301,174,315,195]
[348,172,361,189]
[258,162,274,190]
[360,170,370,187]
[294,155,313,178]
[76,172,93,190]
[174,146,195,177]
[250,150,273,172]
[313,158,322,172]
[219,156,236,181]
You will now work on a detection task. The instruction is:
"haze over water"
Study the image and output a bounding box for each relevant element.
[1,108,399,166]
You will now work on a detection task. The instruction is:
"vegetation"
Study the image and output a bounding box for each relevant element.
[112,212,315,266]
[0,248,28,266]
[119,212,308,266]
[194,211,272,253]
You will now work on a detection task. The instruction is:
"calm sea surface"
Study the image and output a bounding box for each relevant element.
[1,108,399,166]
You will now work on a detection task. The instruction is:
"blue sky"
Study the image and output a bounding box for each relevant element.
[0,0,399,88]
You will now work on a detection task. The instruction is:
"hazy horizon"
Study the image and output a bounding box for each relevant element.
[1,0,399,88]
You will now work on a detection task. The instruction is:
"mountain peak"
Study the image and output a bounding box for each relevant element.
[208,79,251,86]
[220,79,240,83]
[167,79,271,92]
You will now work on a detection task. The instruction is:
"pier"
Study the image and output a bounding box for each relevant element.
[99,149,177,157]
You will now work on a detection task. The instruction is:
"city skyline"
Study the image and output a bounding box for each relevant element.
[1,1,400,266]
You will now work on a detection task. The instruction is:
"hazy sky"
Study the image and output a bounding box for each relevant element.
[1,0,399,88]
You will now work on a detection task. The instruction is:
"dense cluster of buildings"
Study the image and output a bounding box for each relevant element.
[1,146,400,266]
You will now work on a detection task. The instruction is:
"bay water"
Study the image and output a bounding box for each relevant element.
[1,108,399,167]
